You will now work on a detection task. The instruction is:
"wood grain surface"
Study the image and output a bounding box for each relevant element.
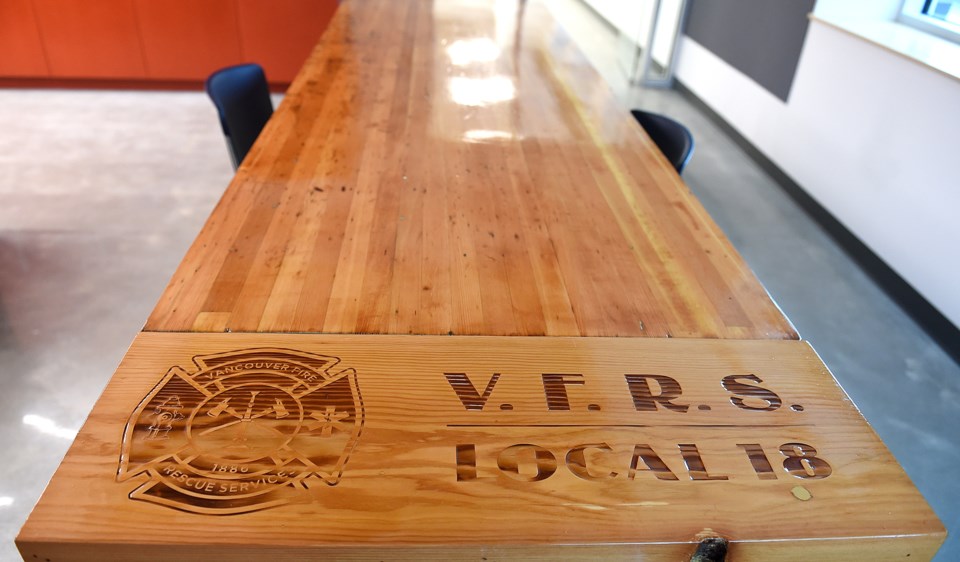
[18,1,944,559]
[144,0,796,339]
[16,333,944,560]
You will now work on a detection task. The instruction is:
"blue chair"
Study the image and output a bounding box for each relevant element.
[206,63,274,169]
[630,109,694,175]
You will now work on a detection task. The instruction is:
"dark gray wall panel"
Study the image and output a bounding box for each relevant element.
[685,0,815,101]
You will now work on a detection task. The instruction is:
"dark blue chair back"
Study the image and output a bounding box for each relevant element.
[206,63,274,169]
[630,109,695,175]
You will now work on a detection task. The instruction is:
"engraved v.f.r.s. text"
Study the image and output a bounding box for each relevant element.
[117,348,364,515]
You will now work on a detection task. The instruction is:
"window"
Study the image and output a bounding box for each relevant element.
[900,0,960,43]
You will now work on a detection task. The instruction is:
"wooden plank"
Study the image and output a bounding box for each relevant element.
[17,333,944,560]
[144,0,797,339]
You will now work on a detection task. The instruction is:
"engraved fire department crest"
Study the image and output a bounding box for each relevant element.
[117,348,363,515]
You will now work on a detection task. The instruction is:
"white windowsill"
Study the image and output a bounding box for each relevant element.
[809,14,960,82]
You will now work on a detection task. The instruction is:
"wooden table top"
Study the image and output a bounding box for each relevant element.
[145,0,796,340]
[18,0,943,560]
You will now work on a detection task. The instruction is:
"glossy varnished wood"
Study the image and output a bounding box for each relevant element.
[18,1,944,559]
[17,333,944,560]
[145,0,796,339]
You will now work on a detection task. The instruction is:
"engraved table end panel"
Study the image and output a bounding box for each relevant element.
[17,334,945,561]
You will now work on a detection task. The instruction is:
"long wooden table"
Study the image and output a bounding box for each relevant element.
[17,0,943,559]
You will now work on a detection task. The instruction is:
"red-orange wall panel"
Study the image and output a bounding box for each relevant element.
[0,0,49,76]
[32,0,146,79]
[134,0,242,81]
[237,0,337,83]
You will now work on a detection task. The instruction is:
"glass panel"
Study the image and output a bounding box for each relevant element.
[925,0,960,26]
[610,1,650,81]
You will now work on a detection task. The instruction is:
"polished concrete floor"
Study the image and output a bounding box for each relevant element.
[0,91,235,559]
[1,3,958,560]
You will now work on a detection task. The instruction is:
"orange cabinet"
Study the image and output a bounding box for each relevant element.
[237,0,338,83]
[0,0,337,85]
[0,0,49,76]
[134,0,243,81]
[32,0,146,79]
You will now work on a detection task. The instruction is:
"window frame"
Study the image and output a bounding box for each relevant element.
[899,0,960,43]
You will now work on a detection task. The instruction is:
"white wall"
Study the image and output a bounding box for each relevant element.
[582,0,648,39]
[813,0,900,23]
[582,0,684,68]
[674,21,960,328]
